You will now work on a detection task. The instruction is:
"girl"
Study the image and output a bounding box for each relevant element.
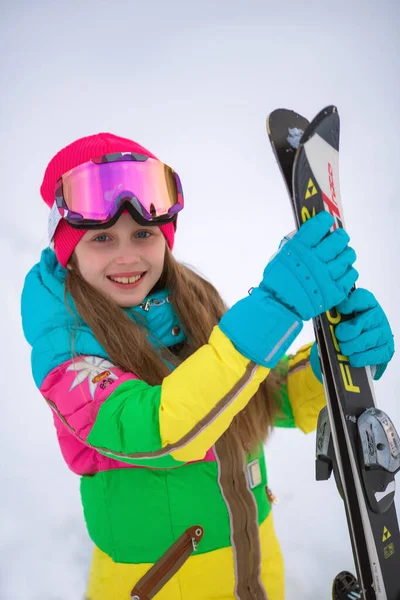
[21,132,394,600]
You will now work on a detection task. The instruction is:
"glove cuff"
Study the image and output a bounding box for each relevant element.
[219,287,303,368]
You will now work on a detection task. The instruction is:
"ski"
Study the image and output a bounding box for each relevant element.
[266,106,400,599]
[333,571,362,600]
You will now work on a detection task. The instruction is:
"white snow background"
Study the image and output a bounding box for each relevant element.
[1,0,399,598]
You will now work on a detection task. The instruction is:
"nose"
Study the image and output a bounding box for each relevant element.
[114,240,141,266]
[115,254,141,266]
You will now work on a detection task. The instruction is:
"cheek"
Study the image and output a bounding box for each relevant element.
[151,241,166,273]
[75,250,107,283]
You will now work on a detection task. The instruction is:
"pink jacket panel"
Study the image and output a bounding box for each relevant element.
[40,356,216,475]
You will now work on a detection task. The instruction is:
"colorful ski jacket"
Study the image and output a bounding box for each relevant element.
[21,248,326,600]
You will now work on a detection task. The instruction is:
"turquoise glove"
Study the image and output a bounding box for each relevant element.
[219,211,358,369]
[310,288,394,382]
[260,211,358,320]
[310,342,323,382]
[336,288,394,380]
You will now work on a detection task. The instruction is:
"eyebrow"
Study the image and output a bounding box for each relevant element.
[91,226,148,235]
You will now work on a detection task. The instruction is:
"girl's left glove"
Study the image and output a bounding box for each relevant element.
[310,288,395,382]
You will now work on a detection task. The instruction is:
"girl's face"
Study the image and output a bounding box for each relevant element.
[71,213,166,307]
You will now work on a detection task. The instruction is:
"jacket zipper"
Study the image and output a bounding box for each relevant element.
[130,525,203,600]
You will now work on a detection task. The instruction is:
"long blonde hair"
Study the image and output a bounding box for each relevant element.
[65,245,284,453]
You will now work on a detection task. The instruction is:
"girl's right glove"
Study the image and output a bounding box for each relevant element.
[219,211,358,368]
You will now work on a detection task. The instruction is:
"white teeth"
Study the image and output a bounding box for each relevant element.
[109,274,143,284]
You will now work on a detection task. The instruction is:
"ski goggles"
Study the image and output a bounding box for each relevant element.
[55,153,184,229]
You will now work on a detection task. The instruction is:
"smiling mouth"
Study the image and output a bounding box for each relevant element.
[107,272,146,286]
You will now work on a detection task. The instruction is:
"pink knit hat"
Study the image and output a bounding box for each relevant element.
[41,132,176,267]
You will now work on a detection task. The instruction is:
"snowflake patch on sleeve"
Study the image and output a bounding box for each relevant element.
[67,356,119,400]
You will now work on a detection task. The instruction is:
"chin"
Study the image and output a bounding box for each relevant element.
[114,291,150,308]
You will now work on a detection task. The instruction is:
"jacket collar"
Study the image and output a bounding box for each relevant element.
[22,248,186,351]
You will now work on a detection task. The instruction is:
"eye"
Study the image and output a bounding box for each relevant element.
[135,230,151,239]
[93,234,110,243]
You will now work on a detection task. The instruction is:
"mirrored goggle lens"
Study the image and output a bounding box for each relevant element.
[55,156,184,225]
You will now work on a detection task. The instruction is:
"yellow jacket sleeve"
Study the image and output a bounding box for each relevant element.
[286,342,326,433]
[160,326,270,461]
